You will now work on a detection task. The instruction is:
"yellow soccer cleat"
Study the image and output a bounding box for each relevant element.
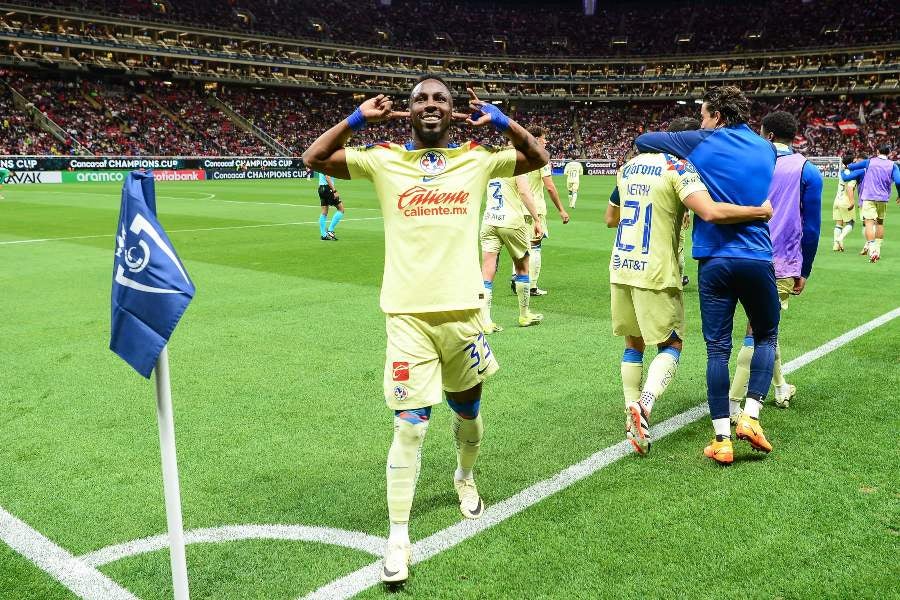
[625,401,651,455]
[484,322,504,334]
[735,414,773,453]
[703,437,734,465]
[454,478,484,519]
[517,312,544,327]
[381,540,411,584]
[832,242,840,252]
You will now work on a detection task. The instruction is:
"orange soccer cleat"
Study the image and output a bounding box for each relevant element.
[735,413,773,453]
[703,436,734,464]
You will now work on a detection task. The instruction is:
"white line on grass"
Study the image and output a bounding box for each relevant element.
[221,200,381,211]
[0,506,138,600]
[79,524,387,568]
[303,306,900,600]
[0,217,384,245]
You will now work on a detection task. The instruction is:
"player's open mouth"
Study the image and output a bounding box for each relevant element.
[421,115,442,123]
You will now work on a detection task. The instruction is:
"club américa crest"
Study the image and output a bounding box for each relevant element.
[419,150,447,175]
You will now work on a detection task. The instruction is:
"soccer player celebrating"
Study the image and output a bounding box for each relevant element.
[302,77,548,585]
[520,126,569,296]
[481,171,545,331]
[728,112,822,414]
[315,170,344,240]
[832,154,863,252]
[0,166,12,199]
[564,159,584,208]
[844,143,900,262]
[606,117,771,455]
[636,86,780,465]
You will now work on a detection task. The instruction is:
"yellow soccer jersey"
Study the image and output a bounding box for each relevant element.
[564,161,583,182]
[483,176,528,229]
[525,163,552,215]
[346,141,517,313]
[609,153,707,290]
[834,171,857,208]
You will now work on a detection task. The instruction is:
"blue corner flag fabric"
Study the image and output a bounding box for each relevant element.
[110,171,195,378]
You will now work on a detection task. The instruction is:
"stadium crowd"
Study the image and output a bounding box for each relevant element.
[14,0,897,57]
[2,68,898,159]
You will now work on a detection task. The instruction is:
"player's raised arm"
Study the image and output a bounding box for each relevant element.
[465,88,548,175]
[302,94,408,179]
[682,191,772,224]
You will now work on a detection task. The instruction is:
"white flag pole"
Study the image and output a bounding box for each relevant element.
[154,344,190,600]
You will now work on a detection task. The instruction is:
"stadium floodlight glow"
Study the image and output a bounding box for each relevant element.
[677,100,687,105]
[694,99,703,104]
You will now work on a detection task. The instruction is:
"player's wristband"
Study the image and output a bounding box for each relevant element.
[471,104,510,132]
[346,108,367,132]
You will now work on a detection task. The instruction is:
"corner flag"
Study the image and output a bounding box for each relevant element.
[109,170,193,600]
[110,170,194,377]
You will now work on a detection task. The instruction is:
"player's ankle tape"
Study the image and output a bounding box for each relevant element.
[347,107,367,132]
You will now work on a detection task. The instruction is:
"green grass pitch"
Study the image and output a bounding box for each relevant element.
[0,176,897,599]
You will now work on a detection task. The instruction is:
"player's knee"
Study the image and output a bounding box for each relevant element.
[446,397,480,420]
[394,407,431,441]
[657,332,682,355]
[705,338,732,360]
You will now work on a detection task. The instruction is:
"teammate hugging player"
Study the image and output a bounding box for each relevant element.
[607,117,771,455]
[302,76,548,585]
[481,164,545,331]
[315,170,344,240]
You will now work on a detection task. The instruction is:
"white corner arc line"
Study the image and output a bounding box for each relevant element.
[0,506,138,600]
[302,307,900,600]
[0,217,384,245]
[78,525,387,568]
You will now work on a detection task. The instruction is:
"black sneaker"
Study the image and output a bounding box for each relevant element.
[682,275,689,286]
[509,275,516,294]
[326,231,338,241]
[321,235,329,241]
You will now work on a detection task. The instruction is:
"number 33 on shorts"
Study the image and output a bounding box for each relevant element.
[464,333,493,375]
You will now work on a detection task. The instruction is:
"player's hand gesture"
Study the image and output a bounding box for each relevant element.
[791,276,806,295]
[464,88,510,131]
[532,219,544,241]
[358,95,409,124]
[559,209,570,224]
[760,199,773,221]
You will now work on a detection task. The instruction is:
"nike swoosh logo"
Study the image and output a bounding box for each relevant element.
[422,176,436,182]
[383,567,400,578]
[477,366,489,375]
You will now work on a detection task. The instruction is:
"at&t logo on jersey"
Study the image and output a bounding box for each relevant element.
[419,151,447,175]
[611,254,649,272]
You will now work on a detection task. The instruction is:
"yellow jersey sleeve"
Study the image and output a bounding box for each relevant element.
[486,146,517,179]
[540,164,552,178]
[345,145,380,181]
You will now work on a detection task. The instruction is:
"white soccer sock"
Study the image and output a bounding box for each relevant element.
[729,342,754,402]
[530,245,542,290]
[712,418,731,438]
[744,397,763,419]
[452,412,483,478]
[388,521,409,545]
[386,415,429,524]
[839,223,853,242]
[572,192,578,206]
[515,279,530,319]
[772,342,786,388]
[833,225,842,244]
[729,399,742,417]
[639,349,679,415]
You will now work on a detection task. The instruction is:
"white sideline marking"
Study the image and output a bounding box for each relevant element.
[79,525,387,568]
[0,217,384,245]
[0,506,138,600]
[303,307,900,600]
[222,199,381,211]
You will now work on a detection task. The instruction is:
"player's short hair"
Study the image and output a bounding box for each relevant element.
[667,117,700,132]
[410,74,453,99]
[842,153,854,166]
[528,125,547,138]
[702,86,751,126]
[761,111,798,142]
[878,143,891,155]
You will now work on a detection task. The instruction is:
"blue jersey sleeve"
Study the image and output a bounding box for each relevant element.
[846,159,870,172]
[892,164,900,196]
[634,130,712,160]
[799,162,823,279]
[841,167,866,182]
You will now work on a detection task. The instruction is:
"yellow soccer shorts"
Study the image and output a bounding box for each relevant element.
[480,222,530,260]
[610,283,685,345]
[860,200,886,222]
[776,277,795,310]
[832,198,856,223]
[383,310,499,410]
[566,180,579,192]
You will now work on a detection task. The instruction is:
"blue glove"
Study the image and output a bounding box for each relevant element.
[471,103,510,132]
